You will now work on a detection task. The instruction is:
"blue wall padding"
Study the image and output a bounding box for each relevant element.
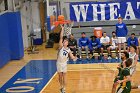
[6,12,24,60]
[0,13,11,68]
[0,11,24,68]
[47,16,51,31]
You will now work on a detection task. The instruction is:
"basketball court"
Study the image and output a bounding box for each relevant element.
[0,44,140,93]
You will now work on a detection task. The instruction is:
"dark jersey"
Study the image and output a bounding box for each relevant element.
[120,68,131,89]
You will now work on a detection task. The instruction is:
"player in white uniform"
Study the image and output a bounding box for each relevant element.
[129,45,140,90]
[129,45,138,76]
[57,25,77,93]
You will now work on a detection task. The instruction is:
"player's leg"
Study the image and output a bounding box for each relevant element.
[58,72,63,90]
[111,82,118,93]
[62,72,66,93]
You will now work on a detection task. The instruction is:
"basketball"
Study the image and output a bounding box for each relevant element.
[58,15,65,22]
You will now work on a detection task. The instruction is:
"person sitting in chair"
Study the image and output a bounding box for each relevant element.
[127,33,139,54]
[110,31,118,50]
[89,36,101,56]
[68,34,77,56]
[78,32,89,59]
[100,32,111,58]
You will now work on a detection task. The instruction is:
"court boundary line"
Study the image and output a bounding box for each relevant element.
[68,69,116,71]
[39,72,57,93]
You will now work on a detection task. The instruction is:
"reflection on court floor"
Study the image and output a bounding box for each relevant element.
[0,60,56,93]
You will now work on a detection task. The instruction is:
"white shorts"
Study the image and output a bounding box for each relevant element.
[117,37,126,43]
[56,62,67,73]
[130,67,136,76]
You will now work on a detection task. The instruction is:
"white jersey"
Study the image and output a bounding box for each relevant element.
[129,52,137,75]
[111,37,118,47]
[129,52,136,66]
[57,47,71,63]
[100,36,110,44]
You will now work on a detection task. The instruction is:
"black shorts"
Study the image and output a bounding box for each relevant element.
[101,45,110,49]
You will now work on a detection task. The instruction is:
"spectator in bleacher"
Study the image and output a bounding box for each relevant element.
[68,34,77,56]
[78,32,89,59]
[89,36,101,55]
[110,31,118,51]
[116,17,128,58]
[127,33,139,54]
[100,32,111,58]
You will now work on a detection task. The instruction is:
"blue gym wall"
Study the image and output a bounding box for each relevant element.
[0,13,11,68]
[0,11,24,68]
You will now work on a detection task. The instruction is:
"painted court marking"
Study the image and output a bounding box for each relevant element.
[40,72,57,93]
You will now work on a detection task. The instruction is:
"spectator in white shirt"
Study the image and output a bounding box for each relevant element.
[100,32,111,57]
[110,31,118,51]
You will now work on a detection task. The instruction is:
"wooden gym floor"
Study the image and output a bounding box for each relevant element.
[41,64,140,93]
[0,43,140,93]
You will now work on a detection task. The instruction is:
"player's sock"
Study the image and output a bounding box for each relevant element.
[62,87,65,93]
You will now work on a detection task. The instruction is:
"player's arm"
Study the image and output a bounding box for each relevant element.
[117,75,131,84]
[59,25,64,49]
[117,69,131,83]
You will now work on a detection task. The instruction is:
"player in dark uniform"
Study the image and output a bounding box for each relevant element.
[116,58,132,93]
[111,52,129,93]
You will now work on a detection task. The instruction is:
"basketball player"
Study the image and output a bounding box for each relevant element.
[129,45,140,90]
[116,58,132,93]
[111,52,129,93]
[129,45,138,76]
[57,25,77,93]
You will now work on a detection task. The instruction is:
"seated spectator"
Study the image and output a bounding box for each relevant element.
[78,32,89,59]
[68,34,77,56]
[89,36,101,55]
[110,31,118,51]
[100,32,111,58]
[127,33,139,54]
